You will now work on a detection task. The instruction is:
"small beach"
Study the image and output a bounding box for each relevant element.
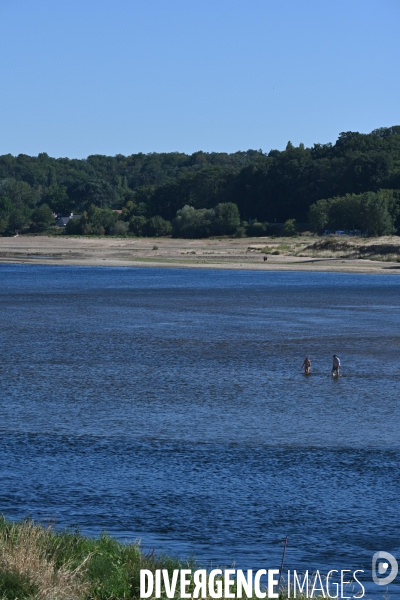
[0,235,400,273]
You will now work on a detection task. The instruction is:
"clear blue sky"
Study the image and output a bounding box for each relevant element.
[1,0,399,158]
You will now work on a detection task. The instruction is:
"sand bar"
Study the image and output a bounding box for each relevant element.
[0,235,400,274]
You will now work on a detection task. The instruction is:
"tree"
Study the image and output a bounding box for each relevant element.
[70,181,120,211]
[31,204,54,232]
[86,204,117,234]
[0,179,39,208]
[0,218,8,234]
[283,219,297,236]
[0,197,13,234]
[0,196,14,216]
[66,214,86,235]
[112,221,129,236]
[121,200,138,221]
[145,216,172,237]
[44,184,70,213]
[213,203,241,235]
[129,216,147,236]
[359,190,395,236]
[308,200,329,233]
[328,195,360,230]
[8,208,32,232]
[172,205,215,238]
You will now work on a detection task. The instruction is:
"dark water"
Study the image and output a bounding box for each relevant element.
[1,265,399,597]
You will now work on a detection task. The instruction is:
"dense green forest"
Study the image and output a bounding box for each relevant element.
[1,125,400,237]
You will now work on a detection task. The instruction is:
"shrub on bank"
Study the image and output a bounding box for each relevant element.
[172,204,241,238]
[246,222,269,237]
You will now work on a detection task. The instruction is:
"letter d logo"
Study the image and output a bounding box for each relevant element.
[372,551,398,586]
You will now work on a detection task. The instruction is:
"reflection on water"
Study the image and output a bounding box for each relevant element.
[0,265,399,596]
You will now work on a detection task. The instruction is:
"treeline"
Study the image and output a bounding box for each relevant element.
[63,202,257,238]
[308,189,400,236]
[1,125,400,237]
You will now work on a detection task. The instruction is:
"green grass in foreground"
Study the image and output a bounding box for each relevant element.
[0,517,313,600]
[0,517,192,600]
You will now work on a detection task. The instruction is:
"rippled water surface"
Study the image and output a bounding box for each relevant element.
[1,265,400,596]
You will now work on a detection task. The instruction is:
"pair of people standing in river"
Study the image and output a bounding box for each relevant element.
[301,355,340,376]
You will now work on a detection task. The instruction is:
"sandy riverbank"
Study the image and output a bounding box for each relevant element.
[0,234,400,273]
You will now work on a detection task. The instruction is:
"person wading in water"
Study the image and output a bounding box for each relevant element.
[302,357,311,375]
[331,354,340,376]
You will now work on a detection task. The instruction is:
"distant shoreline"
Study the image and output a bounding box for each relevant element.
[0,234,399,274]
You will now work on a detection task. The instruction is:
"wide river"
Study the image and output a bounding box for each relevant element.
[0,265,399,597]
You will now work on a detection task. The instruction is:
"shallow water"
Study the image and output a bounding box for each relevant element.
[0,265,399,596]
